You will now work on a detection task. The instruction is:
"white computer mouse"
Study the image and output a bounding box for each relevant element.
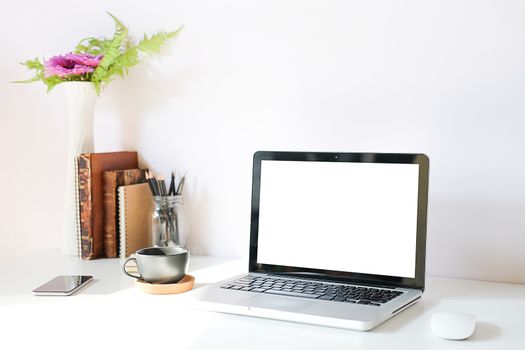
[430,312,476,340]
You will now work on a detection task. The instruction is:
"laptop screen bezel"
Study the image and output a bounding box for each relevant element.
[248,151,429,291]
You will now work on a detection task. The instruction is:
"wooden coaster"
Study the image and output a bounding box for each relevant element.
[135,275,195,295]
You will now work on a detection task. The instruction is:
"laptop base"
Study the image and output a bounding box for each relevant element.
[193,273,422,331]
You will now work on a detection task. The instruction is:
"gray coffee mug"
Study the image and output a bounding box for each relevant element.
[123,246,189,284]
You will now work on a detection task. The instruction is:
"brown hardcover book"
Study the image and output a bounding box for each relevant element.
[78,151,138,260]
[102,168,146,258]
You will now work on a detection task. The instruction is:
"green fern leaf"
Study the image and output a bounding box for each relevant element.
[93,81,101,95]
[91,13,130,82]
[136,26,182,55]
[75,38,93,53]
[12,58,45,84]
[106,47,139,79]
[43,75,63,92]
[92,29,128,81]
[22,58,44,70]
[75,37,112,55]
[107,12,127,38]
[12,76,41,83]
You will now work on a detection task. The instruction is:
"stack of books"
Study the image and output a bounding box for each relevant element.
[74,151,153,260]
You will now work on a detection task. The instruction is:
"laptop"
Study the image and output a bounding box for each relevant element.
[194,151,429,331]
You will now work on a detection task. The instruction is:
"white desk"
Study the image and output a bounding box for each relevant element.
[1,249,524,349]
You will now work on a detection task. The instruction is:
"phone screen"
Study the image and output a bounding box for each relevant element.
[33,275,93,295]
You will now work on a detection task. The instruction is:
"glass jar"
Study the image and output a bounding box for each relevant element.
[151,195,187,248]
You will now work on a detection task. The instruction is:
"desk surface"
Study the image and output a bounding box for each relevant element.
[1,249,524,350]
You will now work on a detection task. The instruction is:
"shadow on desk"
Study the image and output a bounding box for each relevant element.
[471,322,502,341]
[375,296,502,342]
[0,249,237,303]
[373,299,435,333]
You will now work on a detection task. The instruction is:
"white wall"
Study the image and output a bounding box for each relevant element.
[1,0,524,283]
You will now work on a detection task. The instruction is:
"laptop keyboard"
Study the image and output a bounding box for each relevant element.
[220,275,403,306]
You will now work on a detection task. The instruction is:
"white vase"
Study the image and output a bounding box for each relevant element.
[61,82,97,256]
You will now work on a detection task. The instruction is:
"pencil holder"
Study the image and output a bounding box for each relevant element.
[151,195,187,248]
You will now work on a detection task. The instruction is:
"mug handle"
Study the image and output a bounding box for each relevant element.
[122,257,142,279]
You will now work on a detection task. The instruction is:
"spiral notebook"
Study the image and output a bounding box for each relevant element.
[118,183,154,258]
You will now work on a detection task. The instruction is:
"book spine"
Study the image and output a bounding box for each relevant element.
[74,156,81,257]
[103,169,146,258]
[102,172,120,258]
[118,186,127,259]
[78,154,94,260]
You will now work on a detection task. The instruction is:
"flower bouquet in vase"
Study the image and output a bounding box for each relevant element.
[15,13,181,255]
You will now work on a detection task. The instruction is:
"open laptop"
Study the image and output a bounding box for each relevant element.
[194,151,429,331]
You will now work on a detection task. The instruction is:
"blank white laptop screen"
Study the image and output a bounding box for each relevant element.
[256,160,420,278]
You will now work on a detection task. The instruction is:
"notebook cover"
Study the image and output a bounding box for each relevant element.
[78,151,138,260]
[102,169,147,258]
[118,183,153,258]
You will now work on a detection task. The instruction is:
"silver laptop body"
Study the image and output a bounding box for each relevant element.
[194,151,429,331]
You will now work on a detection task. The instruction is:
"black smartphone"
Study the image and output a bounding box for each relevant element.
[32,275,94,296]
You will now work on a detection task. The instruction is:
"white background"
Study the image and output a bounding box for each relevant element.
[0,0,524,283]
[257,161,419,278]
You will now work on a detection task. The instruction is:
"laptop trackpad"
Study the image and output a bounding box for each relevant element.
[242,294,316,312]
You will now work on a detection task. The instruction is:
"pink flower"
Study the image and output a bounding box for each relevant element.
[44,53,103,78]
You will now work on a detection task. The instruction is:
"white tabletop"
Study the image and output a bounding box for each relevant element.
[1,249,523,349]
